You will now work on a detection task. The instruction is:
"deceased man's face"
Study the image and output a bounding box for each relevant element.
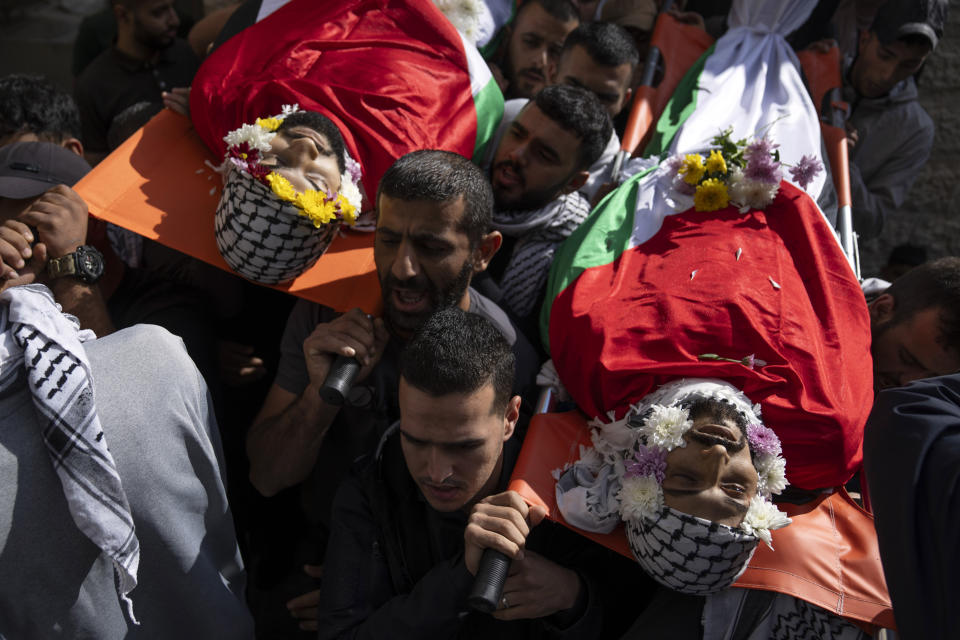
[660,411,758,527]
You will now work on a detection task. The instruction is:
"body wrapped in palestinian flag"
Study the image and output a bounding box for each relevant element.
[192,0,504,199]
[75,0,502,309]
[540,0,871,491]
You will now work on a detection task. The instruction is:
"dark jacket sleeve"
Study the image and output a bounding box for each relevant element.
[315,467,474,640]
[864,374,960,640]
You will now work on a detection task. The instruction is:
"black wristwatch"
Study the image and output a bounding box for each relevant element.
[47,245,105,284]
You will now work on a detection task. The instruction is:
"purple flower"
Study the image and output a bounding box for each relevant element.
[744,155,782,185]
[747,423,782,457]
[788,154,824,190]
[741,354,768,369]
[744,137,778,163]
[624,445,667,483]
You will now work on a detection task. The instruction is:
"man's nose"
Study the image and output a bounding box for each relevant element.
[426,447,452,483]
[289,136,319,161]
[507,141,529,167]
[390,240,419,281]
[701,444,731,477]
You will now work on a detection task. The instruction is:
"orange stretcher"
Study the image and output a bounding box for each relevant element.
[72,110,381,314]
[508,411,894,632]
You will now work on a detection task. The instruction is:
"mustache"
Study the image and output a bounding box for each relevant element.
[518,66,546,80]
[382,272,433,294]
[688,430,747,454]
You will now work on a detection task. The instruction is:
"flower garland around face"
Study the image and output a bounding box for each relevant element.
[668,126,823,214]
[221,105,362,228]
[610,393,791,548]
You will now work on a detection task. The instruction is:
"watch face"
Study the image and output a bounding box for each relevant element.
[76,246,105,282]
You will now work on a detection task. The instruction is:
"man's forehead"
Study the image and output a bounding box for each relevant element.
[515,103,582,149]
[376,194,467,233]
[515,2,577,39]
[871,32,932,63]
[906,307,960,374]
[399,380,499,436]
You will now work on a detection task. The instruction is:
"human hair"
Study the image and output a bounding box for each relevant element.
[885,256,960,353]
[682,396,748,432]
[532,84,612,170]
[279,110,346,174]
[400,307,515,413]
[0,74,81,144]
[377,149,494,248]
[519,0,579,24]
[562,22,639,69]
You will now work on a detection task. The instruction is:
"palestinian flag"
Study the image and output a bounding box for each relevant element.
[192,0,504,197]
[539,0,872,491]
[75,0,502,311]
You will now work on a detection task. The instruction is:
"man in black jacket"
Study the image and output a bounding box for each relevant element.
[315,307,645,638]
[864,373,960,640]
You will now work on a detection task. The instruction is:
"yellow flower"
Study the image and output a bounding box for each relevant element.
[266,172,297,203]
[335,194,358,226]
[694,178,730,212]
[256,117,282,132]
[296,189,337,226]
[679,154,706,185]
[705,149,727,175]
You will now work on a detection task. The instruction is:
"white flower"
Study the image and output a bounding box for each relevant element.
[639,405,692,450]
[738,178,779,212]
[280,103,300,117]
[741,496,791,548]
[755,454,788,496]
[338,175,363,211]
[223,123,276,154]
[618,475,663,522]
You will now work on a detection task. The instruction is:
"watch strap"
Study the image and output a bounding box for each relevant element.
[47,253,79,279]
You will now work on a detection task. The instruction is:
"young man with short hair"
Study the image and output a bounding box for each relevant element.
[843,0,948,239]
[0,74,84,156]
[497,0,580,100]
[481,84,611,329]
[552,21,639,200]
[868,256,960,391]
[316,307,635,639]
[75,0,198,159]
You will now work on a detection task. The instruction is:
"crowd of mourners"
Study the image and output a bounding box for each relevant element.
[1,0,958,638]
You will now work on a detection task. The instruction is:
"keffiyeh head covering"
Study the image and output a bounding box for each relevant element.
[213,105,363,285]
[0,285,140,621]
[556,378,791,595]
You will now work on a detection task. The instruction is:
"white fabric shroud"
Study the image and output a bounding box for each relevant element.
[620,0,831,251]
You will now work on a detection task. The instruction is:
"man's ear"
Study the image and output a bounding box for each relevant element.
[471,230,502,274]
[61,137,84,157]
[502,395,522,442]
[623,86,634,108]
[562,169,590,194]
[869,293,895,325]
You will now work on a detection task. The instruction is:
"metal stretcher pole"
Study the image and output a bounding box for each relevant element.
[611,0,676,183]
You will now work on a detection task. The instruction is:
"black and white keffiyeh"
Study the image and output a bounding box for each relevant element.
[493,190,591,318]
[703,587,870,639]
[626,506,758,595]
[0,285,140,622]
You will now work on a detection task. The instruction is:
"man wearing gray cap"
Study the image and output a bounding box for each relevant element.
[0,141,113,335]
[843,0,948,239]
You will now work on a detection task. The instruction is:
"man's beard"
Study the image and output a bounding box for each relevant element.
[491,158,569,212]
[135,24,175,52]
[381,259,473,337]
